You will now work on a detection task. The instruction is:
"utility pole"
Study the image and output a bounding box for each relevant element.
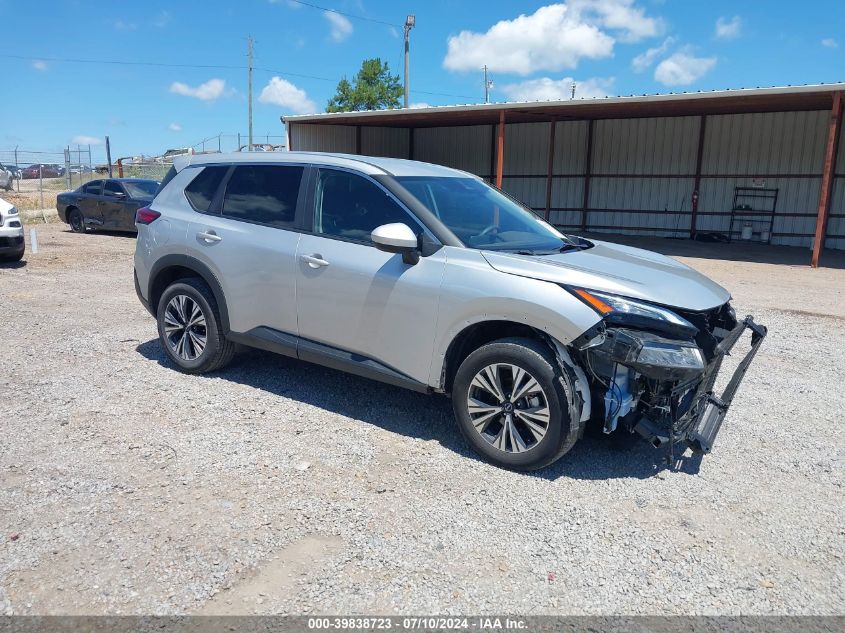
[105,136,113,177]
[483,65,494,103]
[403,15,415,108]
[571,82,576,100]
[248,36,254,151]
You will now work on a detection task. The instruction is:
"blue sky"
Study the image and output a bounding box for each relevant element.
[1,0,842,160]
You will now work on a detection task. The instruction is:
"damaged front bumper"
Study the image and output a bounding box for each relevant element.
[580,313,767,457]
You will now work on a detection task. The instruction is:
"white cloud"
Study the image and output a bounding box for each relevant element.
[32,60,48,71]
[501,76,615,101]
[169,78,227,101]
[153,10,172,28]
[654,52,716,86]
[443,1,662,75]
[822,38,838,48]
[168,122,183,132]
[715,16,741,40]
[258,77,316,114]
[324,11,353,42]
[631,36,674,72]
[409,102,431,109]
[114,19,136,31]
[71,135,103,145]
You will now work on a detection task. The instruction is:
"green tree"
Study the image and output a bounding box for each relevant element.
[326,58,403,112]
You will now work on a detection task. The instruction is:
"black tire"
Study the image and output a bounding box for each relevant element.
[0,248,24,263]
[156,277,235,374]
[68,207,86,233]
[451,336,581,471]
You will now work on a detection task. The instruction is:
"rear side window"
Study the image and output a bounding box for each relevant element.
[85,181,102,195]
[222,165,303,228]
[184,166,228,213]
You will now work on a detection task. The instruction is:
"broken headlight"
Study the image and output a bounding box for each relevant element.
[569,288,698,338]
[637,341,704,370]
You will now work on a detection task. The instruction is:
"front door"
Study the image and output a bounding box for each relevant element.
[295,168,445,385]
[101,180,130,229]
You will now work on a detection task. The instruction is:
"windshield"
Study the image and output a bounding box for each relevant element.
[395,176,573,253]
[123,181,159,199]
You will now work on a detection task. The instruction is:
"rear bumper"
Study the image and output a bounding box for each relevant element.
[134,269,153,316]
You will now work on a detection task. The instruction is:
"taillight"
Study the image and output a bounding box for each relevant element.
[135,207,161,225]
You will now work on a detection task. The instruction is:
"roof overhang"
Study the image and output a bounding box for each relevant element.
[282,84,845,128]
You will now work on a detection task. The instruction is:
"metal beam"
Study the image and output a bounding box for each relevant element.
[544,119,557,221]
[690,114,707,237]
[495,110,505,189]
[811,91,843,267]
[580,120,594,231]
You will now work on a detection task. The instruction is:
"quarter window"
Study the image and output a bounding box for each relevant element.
[314,169,420,244]
[185,166,228,213]
[222,165,303,228]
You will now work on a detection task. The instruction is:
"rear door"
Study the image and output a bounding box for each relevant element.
[185,163,307,338]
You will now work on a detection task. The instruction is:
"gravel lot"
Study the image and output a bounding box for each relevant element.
[1,224,843,615]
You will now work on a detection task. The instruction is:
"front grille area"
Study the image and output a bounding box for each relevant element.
[0,235,24,247]
[676,303,737,360]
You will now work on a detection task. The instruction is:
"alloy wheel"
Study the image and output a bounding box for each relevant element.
[466,363,551,453]
[163,294,208,361]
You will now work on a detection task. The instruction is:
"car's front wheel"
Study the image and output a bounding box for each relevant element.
[68,208,86,233]
[156,277,235,374]
[452,337,581,471]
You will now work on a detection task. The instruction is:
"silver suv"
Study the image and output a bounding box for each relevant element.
[134,152,766,470]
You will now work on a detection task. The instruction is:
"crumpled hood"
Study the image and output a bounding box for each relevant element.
[481,239,730,312]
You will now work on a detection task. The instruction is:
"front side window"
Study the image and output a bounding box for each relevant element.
[222,165,303,228]
[314,169,420,244]
[184,166,228,213]
[85,180,103,196]
[395,176,569,253]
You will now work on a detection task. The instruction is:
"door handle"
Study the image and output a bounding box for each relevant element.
[301,253,329,268]
[197,230,222,243]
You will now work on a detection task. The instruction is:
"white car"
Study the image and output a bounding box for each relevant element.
[0,164,14,191]
[0,198,25,262]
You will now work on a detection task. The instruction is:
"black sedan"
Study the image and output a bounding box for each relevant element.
[57,178,159,233]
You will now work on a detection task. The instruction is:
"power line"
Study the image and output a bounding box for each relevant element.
[284,0,399,27]
[3,54,478,102]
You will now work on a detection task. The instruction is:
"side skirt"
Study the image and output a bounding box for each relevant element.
[227,327,431,394]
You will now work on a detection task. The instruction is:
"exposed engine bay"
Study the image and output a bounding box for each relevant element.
[566,294,767,462]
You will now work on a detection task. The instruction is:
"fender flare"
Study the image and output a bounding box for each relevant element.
[147,254,230,333]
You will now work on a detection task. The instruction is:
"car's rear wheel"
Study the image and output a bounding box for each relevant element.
[452,337,581,471]
[156,277,235,374]
[68,208,85,233]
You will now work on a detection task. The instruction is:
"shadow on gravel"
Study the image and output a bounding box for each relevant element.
[65,229,137,239]
[0,259,27,269]
[137,338,701,480]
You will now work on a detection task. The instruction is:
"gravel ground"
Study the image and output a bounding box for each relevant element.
[1,224,843,615]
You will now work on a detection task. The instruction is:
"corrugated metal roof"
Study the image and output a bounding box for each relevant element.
[283,83,845,127]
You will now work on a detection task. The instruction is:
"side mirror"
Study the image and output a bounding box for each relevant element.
[371,223,420,265]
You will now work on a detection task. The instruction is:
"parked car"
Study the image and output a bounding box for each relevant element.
[57,178,159,233]
[0,164,14,191]
[22,163,64,179]
[68,164,93,175]
[0,198,25,262]
[134,153,767,470]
